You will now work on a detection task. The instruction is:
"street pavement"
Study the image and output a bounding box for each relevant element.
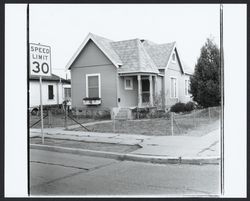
[30,149,221,196]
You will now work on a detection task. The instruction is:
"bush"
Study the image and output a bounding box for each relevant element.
[185,101,195,112]
[170,102,186,113]
[170,101,196,113]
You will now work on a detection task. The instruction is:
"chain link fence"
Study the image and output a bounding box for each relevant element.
[170,106,221,135]
[103,106,221,136]
[29,107,97,130]
[30,106,221,136]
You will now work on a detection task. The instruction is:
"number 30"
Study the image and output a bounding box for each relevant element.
[32,62,49,74]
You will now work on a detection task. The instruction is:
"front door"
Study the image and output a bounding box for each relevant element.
[141,79,150,103]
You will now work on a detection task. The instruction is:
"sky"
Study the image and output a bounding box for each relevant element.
[30,4,220,79]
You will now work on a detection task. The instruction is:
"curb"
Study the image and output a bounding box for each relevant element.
[30,144,220,165]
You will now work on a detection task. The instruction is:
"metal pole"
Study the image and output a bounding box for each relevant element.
[48,110,51,128]
[39,76,44,144]
[193,109,195,128]
[113,111,116,132]
[171,112,174,136]
[27,4,30,195]
[64,103,68,129]
[220,4,224,195]
[208,107,211,121]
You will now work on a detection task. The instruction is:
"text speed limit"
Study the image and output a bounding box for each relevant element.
[30,43,51,76]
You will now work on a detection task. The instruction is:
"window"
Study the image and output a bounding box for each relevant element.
[170,77,177,98]
[185,79,191,96]
[172,52,176,63]
[124,78,133,90]
[64,88,71,99]
[188,80,191,93]
[48,85,54,100]
[86,74,100,98]
[185,80,188,96]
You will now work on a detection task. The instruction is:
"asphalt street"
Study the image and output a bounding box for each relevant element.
[30,149,221,196]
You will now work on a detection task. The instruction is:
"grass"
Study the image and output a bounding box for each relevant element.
[30,137,139,153]
[71,108,220,136]
[30,107,221,137]
[29,113,100,129]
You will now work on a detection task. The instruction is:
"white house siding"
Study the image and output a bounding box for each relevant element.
[164,50,192,108]
[29,80,66,108]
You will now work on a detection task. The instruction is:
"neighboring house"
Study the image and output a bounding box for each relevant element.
[29,73,71,113]
[66,33,193,117]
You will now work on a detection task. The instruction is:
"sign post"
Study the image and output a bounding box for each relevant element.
[30,43,51,144]
[39,76,44,144]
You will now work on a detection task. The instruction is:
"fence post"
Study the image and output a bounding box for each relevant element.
[193,109,196,128]
[64,105,68,129]
[171,112,174,136]
[48,110,52,128]
[113,111,115,132]
[208,107,211,121]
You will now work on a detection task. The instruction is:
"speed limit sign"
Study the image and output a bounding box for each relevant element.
[30,43,51,76]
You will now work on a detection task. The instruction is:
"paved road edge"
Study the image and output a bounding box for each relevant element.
[30,144,220,165]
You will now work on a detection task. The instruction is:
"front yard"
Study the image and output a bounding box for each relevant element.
[69,109,220,136]
[29,113,100,129]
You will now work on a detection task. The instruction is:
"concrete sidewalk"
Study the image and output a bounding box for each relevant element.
[30,124,220,164]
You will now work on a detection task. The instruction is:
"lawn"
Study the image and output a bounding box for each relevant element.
[30,137,139,153]
[29,113,100,129]
[31,107,221,136]
[71,109,220,136]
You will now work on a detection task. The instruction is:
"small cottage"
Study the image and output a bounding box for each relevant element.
[29,73,71,114]
[66,33,193,118]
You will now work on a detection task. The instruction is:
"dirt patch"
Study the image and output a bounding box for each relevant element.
[30,137,140,153]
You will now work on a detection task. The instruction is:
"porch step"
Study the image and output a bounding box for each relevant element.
[114,108,130,120]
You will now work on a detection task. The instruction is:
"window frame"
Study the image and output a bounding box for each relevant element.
[124,77,133,90]
[86,73,101,98]
[48,85,54,100]
[171,52,176,63]
[64,87,71,99]
[170,76,178,99]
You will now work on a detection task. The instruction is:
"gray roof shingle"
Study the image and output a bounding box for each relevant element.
[90,33,123,65]
[72,33,191,75]
[143,41,176,68]
[110,39,159,74]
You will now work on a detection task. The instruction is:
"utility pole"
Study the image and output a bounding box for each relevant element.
[220,4,224,196]
[27,3,30,196]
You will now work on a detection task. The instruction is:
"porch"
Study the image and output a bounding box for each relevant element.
[119,74,158,108]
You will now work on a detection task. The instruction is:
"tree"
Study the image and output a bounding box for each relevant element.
[190,38,221,108]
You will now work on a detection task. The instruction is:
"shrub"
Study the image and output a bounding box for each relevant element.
[185,101,195,112]
[170,102,186,113]
[170,101,196,113]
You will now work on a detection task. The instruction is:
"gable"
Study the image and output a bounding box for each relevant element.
[143,42,175,69]
[71,39,113,68]
[167,49,183,73]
